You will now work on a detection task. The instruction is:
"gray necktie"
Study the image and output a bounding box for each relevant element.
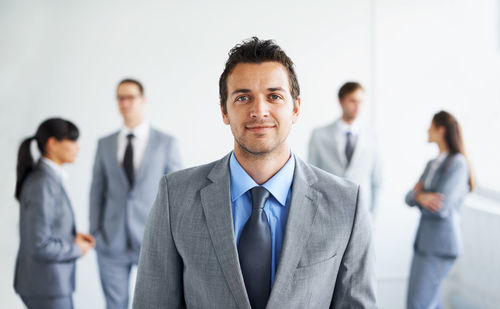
[345,131,355,164]
[238,186,271,309]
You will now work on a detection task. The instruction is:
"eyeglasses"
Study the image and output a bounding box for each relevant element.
[117,95,142,102]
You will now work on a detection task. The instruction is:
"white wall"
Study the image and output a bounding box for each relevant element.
[444,194,500,309]
[1,0,498,308]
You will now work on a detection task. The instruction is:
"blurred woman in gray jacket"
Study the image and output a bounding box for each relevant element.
[14,118,95,309]
[405,111,474,309]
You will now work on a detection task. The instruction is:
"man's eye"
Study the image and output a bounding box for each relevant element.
[270,94,282,100]
[236,96,248,102]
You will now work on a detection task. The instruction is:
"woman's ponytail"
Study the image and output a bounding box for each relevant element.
[15,136,36,200]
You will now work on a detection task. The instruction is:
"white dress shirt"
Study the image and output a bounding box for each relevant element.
[335,118,360,152]
[117,121,150,173]
[41,157,69,186]
[424,152,448,189]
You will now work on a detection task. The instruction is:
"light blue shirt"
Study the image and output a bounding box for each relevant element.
[229,151,295,286]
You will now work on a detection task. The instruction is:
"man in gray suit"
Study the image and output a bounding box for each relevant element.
[133,38,376,308]
[90,79,182,309]
[308,82,382,216]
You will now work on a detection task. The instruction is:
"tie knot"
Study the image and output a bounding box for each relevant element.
[127,133,135,140]
[250,186,270,210]
[346,131,352,137]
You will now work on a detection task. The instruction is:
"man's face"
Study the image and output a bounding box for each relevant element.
[117,83,145,120]
[339,88,364,121]
[221,62,300,156]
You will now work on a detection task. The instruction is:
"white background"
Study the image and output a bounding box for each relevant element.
[1,0,498,308]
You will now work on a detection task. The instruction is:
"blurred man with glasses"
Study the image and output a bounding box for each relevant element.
[89,78,182,309]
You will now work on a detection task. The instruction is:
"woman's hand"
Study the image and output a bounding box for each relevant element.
[74,233,96,256]
[416,192,445,212]
[413,181,423,192]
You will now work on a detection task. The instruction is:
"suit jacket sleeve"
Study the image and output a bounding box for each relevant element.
[405,161,431,207]
[331,186,377,308]
[89,140,106,236]
[165,137,183,175]
[370,144,383,215]
[307,130,320,167]
[133,176,185,308]
[419,155,469,219]
[24,180,82,262]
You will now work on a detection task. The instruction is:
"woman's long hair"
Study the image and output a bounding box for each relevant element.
[15,118,79,200]
[432,111,475,191]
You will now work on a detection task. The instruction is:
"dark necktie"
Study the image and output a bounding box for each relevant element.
[238,186,272,309]
[123,133,135,187]
[345,131,355,164]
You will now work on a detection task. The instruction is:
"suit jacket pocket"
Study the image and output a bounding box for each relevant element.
[297,250,337,268]
[294,252,337,281]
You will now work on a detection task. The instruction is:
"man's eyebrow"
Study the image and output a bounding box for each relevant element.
[231,89,251,96]
[268,87,286,92]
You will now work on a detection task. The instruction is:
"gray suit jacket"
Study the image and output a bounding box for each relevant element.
[89,127,182,254]
[14,161,82,297]
[133,153,376,308]
[405,153,469,257]
[308,120,383,215]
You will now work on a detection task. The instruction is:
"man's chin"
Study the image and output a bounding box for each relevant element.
[237,143,275,157]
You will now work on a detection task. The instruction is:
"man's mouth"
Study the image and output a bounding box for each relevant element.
[245,124,275,133]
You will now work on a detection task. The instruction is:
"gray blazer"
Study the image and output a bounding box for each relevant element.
[405,153,470,257]
[133,153,377,308]
[14,161,82,297]
[308,120,383,215]
[89,127,182,254]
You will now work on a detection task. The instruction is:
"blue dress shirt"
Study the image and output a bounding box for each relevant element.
[229,151,295,286]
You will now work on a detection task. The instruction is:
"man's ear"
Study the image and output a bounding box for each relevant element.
[292,97,301,124]
[221,104,230,125]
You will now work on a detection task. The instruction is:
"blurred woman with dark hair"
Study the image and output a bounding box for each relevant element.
[405,111,474,309]
[14,118,95,309]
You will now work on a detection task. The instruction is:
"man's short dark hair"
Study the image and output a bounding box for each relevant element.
[338,82,363,100]
[118,78,144,96]
[219,37,300,113]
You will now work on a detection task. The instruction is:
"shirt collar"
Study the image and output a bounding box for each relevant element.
[337,118,360,135]
[229,151,295,206]
[435,152,449,163]
[120,120,150,139]
[41,157,69,182]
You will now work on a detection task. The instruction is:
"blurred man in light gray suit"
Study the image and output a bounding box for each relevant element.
[134,38,376,309]
[90,79,182,309]
[308,82,382,217]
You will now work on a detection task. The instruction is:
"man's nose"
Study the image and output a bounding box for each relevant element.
[250,96,270,119]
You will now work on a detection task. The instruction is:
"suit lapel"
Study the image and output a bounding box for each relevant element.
[135,127,155,184]
[345,129,365,174]
[60,186,77,235]
[267,157,320,307]
[331,121,348,169]
[38,161,77,234]
[430,154,452,190]
[109,132,130,190]
[200,154,251,309]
